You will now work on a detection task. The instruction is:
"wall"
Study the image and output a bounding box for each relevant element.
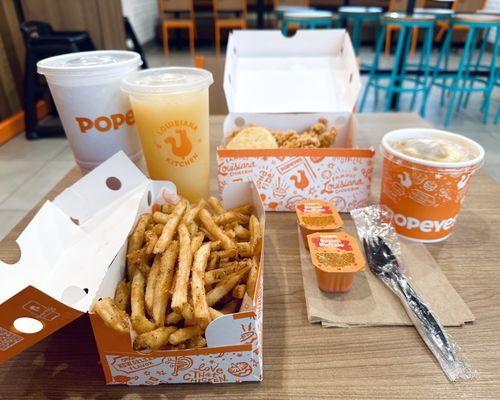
[121,0,159,44]
[0,0,24,120]
[21,0,126,50]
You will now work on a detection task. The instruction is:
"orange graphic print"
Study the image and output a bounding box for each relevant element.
[290,169,309,190]
[227,362,253,377]
[164,129,192,158]
[381,154,477,241]
[167,356,194,376]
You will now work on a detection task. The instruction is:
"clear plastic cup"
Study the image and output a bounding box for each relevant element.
[380,128,484,242]
[121,67,213,203]
[37,51,144,173]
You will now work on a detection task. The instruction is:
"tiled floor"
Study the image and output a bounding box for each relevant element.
[0,43,498,240]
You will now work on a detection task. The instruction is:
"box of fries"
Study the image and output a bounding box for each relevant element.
[0,152,265,385]
[217,30,375,212]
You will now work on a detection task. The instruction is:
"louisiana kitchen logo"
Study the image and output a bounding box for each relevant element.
[156,119,199,167]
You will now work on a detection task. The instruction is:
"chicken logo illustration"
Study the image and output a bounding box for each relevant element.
[164,129,192,158]
[156,119,200,167]
[457,174,469,190]
[290,170,309,190]
[398,171,412,188]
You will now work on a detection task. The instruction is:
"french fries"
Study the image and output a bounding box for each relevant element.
[191,243,211,324]
[93,297,130,334]
[94,196,263,351]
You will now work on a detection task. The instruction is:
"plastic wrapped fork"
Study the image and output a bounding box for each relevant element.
[351,205,477,382]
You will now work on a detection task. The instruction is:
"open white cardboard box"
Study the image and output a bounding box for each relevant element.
[0,152,265,385]
[217,29,375,212]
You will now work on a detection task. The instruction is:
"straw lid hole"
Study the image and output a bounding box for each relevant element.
[13,317,43,334]
[106,176,122,191]
[0,240,21,265]
[235,117,245,127]
[61,285,88,305]
[349,73,353,83]
[70,217,79,226]
[147,190,152,206]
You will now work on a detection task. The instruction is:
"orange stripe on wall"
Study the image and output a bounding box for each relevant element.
[0,101,49,145]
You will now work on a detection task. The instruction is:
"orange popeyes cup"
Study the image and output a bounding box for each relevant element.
[380,128,484,243]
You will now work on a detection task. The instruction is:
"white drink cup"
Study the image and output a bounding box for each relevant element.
[37,51,144,173]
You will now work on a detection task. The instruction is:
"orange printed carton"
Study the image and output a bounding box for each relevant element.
[0,152,265,385]
[217,30,375,212]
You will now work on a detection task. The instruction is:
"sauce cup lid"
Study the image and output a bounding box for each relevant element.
[307,232,365,273]
[295,199,343,230]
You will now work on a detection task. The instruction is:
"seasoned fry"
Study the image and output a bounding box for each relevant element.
[133,326,177,350]
[207,196,225,215]
[186,336,207,349]
[152,241,179,325]
[170,224,192,311]
[237,242,252,257]
[249,215,262,256]
[131,271,156,334]
[220,299,239,314]
[204,261,248,286]
[213,211,249,226]
[153,200,186,254]
[144,230,158,254]
[169,326,202,345]
[127,214,152,280]
[114,280,130,312]
[246,256,259,300]
[229,204,253,215]
[199,209,236,251]
[234,224,250,241]
[210,241,221,251]
[224,229,236,239]
[145,254,161,315]
[212,248,237,260]
[153,224,164,235]
[166,310,183,325]
[127,249,151,278]
[161,203,174,214]
[209,307,224,320]
[180,302,197,326]
[207,254,219,271]
[182,198,207,225]
[206,267,250,306]
[191,243,211,323]
[93,297,130,334]
[153,211,169,225]
[232,284,246,299]
[190,232,205,254]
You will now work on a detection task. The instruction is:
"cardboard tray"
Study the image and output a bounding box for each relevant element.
[217,30,375,212]
[0,152,265,385]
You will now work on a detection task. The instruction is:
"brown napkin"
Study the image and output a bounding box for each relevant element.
[299,220,475,327]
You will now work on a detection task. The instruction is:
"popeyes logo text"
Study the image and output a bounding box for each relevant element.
[76,110,134,133]
[157,120,199,167]
[386,208,457,233]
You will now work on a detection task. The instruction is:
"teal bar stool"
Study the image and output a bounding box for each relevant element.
[338,6,383,55]
[275,5,313,28]
[281,10,335,35]
[426,14,500,126]
[359,13,435,114]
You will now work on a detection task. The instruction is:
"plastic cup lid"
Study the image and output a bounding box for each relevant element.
[121,67,214,95]
[37,50,142,77]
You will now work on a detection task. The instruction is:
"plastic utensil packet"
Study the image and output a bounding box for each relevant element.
[351,205,478,382]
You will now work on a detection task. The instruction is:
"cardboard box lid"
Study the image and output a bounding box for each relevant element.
[223,29,361,114]
[0,152,150,314]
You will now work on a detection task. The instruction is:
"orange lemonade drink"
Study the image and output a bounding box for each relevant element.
[122,67,213,202]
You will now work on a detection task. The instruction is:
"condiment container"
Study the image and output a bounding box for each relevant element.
[307,232,365,293]
[296,199,343,249]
